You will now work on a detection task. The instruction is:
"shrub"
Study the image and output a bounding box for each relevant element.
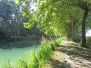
[74,36,81,43]
[27,51,39,68]
[49,38,62,50]
[50,41,57,50]
[86,37,91,48]
[38,44,52,67]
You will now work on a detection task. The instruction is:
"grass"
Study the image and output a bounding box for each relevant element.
[1,38,62,68]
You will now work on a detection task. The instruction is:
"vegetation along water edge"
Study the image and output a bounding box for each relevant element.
[1,38,63,68]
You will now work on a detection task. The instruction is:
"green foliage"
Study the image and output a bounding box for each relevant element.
[27,51,39,68]
[38,44,52,62]
[16,0,91,47]
[1,59,11,68]
[50,38,63,50]
[16,60,27,68]
[74,36,81,43]
[50,40,58,50]
[86,37,91,48]
[56,38,63,44]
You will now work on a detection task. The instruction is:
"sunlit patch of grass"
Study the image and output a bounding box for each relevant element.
[16,60,27,68]
[27,51,39,68]
[1,59,12,68]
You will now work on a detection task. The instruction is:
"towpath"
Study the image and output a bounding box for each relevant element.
[43,40,91,68]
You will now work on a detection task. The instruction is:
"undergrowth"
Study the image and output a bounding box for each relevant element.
[86,37,91,49]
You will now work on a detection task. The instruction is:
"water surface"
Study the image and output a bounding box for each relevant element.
[0,40,40,66]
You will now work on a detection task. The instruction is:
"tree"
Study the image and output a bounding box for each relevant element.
[35,0,83,40]
[35,0,91,47]
[0,0,27,40]
[60,7,82,41]
[62,0,91,47]
[0,0,13,40]
[17,0,91,48]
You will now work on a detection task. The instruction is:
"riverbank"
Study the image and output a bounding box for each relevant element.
[0,42,40,66]
[1,38,62,68]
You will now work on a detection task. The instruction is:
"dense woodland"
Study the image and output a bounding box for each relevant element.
[0,0,49,42]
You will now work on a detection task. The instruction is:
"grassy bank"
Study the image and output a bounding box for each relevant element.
[1,38,63,68]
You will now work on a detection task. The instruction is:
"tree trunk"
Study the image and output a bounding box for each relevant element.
[81,10,88,48]
[67,30,71,39]
[72,22,76,41]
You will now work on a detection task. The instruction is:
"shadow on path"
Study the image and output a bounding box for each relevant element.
[58,42,91,68]
[44,41,91,68]
[49,58,65,68]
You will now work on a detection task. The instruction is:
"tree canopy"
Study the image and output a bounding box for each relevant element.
[0,0,45,42]
[17,0,91,48]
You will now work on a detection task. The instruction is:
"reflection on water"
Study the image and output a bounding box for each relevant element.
[0,40,40,66]
[0,40,40,48]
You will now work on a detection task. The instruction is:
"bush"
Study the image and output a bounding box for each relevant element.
[50,38,63,50]
[86,37,91,48]
[38,44,52,67]
[74,36,81,43]
[50,41,58,50]
[27,51,39,68]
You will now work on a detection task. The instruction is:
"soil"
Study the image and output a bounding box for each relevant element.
[43,40,91,68]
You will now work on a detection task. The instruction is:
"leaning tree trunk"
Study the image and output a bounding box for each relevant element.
[81,10,88,48]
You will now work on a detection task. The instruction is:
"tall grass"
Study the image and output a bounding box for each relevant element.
[26,51,39,68]
[38,43,52,67]
[2,38,63,68]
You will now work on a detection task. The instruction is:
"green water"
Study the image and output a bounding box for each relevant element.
[0,40,40,66]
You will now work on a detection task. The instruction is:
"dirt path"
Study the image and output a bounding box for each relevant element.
[43,40,91,68]
[65,41,91,68]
